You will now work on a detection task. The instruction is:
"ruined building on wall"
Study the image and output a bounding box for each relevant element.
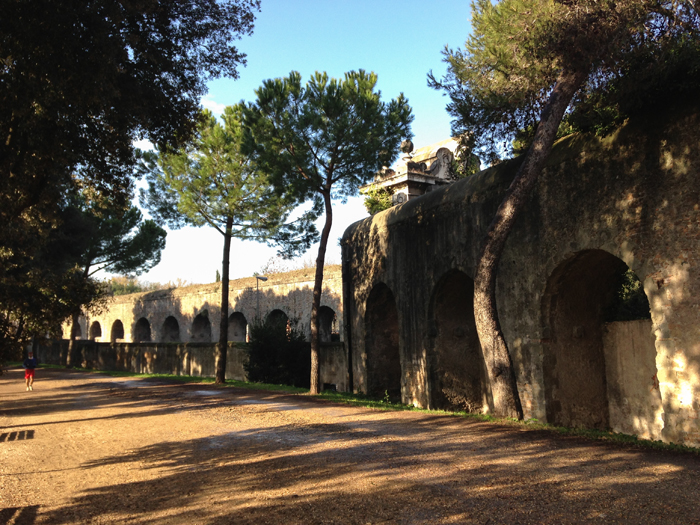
[360,138,463,205]
[342,104,700,448]
[66,266,343,346]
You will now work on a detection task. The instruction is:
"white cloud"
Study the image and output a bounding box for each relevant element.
[200,96,227,117]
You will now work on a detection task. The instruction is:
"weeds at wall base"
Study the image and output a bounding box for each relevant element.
[317,390,700,455]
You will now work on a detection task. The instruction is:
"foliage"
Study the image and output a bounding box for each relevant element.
[64,191,166,367]
[244,70,413,206]
[430,0,700,162]
[606,269,651,322]
[105,276,192,296]
[74,198,166,279]
[257,256,296,276]
[361,183,394,215]
[0,0,260,276]
[0,201,106,367]
[107,277,149,297]
[257,256,339,276]
[141,106,315,383]
[140,107,315,252]
[245,318,311,389]
[243,69,413,393]
[451,136,483,177]
[1,0,259,368]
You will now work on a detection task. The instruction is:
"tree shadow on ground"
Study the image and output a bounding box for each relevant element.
[36,393,700,524]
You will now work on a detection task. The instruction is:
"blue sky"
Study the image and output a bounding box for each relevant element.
[135,0,473,285]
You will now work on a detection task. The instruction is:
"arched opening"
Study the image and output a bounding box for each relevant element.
[228,312,247,342]
[428,270,488,412]
[318,306,339,342]
[191,311,212,342]
[542,249,657,432]
[133,318,151,343]
[266,309,288,329]
[111,320,124,342]
[89,321,102,341]
[162,316,180,342]
[365,283,401,401]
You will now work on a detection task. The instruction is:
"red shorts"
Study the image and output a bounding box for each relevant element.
[24,369,34,379]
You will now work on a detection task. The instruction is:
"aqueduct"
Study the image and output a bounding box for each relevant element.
[342,103,700,447]
[66,267,343,346]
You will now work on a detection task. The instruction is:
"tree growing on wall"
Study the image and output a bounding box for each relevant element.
[430,0,700,418]
[360,183,395,216]
[243,70,413,394]
[140,106,316,384]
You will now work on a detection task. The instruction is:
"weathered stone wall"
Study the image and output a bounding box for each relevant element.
[603,319,664,439]
[66,266,343,345]
[37,340,346,387]
[342,104,700,446]
[318,343,349,392]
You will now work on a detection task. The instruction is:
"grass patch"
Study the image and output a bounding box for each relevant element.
[84,367,308,393]
[317,390,411,411]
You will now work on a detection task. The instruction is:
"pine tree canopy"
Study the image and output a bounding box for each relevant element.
[140,106,317,256]
[242,70,414,203]
[431,0,700,163]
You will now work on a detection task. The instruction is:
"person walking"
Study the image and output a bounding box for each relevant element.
[23,350,38,391]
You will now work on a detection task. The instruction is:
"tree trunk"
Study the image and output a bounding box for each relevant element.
[216,216,234,384]
[67,265,91,368]
[67,311,81,368]
[309,190,333,395]
[14,316,24,342]
[474,68,586,419]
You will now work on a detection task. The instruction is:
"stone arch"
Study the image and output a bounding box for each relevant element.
[162,316,180,343]
[541,249,657,432]
[266,309,288,328]
[318,306,339,342]
[133,318,151,343]
[89,321,102,341]
[191,311,212,342]
[365,283,401,401]
[428,269,488,412]
[110,320,124,342]
[228,312,247,342]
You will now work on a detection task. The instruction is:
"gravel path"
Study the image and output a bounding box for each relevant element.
[1,367,700,524]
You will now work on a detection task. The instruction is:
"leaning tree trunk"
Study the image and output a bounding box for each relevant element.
[474,68,586,419]
[216,216,234,384]
[309,189,333,395]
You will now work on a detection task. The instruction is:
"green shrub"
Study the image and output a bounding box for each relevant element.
[244,317,310,388]
[606,269,651,322]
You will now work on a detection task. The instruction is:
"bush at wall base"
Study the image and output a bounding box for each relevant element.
[245,318,310,389]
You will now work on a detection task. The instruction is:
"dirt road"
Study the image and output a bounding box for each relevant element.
[1,367,699,524]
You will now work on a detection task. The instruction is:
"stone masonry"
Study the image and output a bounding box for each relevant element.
[65,266,343,345]
[342,102,700,447]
